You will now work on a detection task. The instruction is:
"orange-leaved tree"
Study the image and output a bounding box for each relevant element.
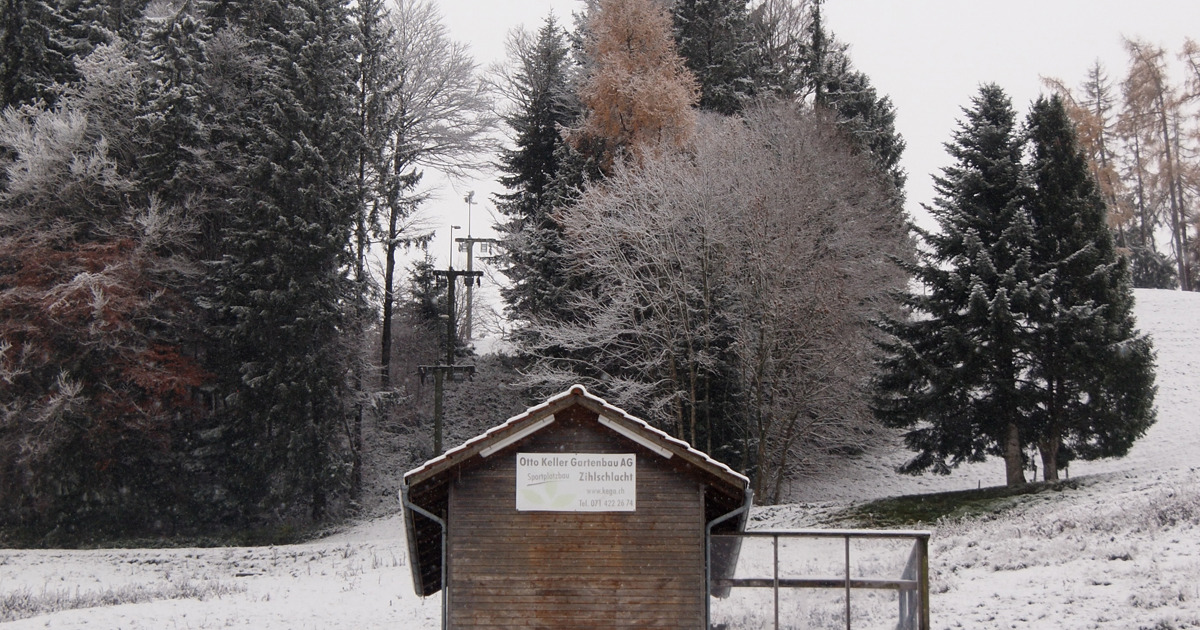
[573,0,700,171]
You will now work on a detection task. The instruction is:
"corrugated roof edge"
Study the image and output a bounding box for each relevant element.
[402,384,750,489]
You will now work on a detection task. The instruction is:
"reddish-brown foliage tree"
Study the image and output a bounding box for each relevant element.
[0,223,207,535]
[573,0,700,171]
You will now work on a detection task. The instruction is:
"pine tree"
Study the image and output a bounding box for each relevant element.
[671,0,755,115]
[1023,95,1156,481]
[135,0,212,204]
[493,16,578,331]
[209,0,360,522]
[0,0,79,109]
[873,84,1035,487]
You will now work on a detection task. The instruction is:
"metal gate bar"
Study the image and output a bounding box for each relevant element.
[708,529,931,630]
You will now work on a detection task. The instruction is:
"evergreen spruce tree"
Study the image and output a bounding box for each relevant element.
[494,16,579,331]
[671,0,755,115]
[82,0,151,40]
[818,56,906,196]
[0,0,79,109]
[350,0,393,286]
[135,0,212,204]
[405,254,445,332]
[873,84,1036,487]
[803,6,905,197]
[745,2,905,198]
[210,0,360,521]
[1024,95,1156,480]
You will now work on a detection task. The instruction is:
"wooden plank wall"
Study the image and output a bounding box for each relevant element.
[446,405,705,629]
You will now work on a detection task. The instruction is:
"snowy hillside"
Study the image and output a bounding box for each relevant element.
[1,289,1196,629]
[781,288,1200,504]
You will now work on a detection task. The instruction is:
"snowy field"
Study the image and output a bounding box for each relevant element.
[1,289,1197,629]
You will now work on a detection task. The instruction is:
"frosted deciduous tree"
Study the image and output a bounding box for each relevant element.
[525,102,911,502]
[375,0,495,387]
[0,62,205,534]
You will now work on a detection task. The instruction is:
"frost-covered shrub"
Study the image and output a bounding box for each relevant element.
[1140,486,1200,529]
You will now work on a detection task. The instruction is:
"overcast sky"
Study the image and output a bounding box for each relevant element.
[427,0,1199,264]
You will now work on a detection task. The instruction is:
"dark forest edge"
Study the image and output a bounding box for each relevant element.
[1,0,1184,544]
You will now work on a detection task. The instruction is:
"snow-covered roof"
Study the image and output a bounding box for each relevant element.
[403,384,750,489]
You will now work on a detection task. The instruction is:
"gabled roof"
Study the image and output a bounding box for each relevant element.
[404,384,749,490]
[400,384,750,596]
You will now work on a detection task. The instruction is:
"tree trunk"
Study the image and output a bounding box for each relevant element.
[771,414,797,505]
[1039,435,1061,482]
[311,411,327,521]
[1003,422,1026,487]
[379,234,397,387]
[669,353,684,439]
[1152,84,1189,290]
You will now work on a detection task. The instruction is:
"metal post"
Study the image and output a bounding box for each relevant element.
[462,193,474,340]
[844,535,851,630]
[444,267,457,365]
[900,539,921,629]
[704,491,752,629]
[455,236,498,341]
[463,243,474,340]
[422,262,481,456]
[432,368,444,454]
[773,534,780,630]
[919,535,930,630]
[432,266,482,362]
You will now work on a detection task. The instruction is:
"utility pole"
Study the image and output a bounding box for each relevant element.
[455,192,500,340]
[418,260,483,455]
[455,236,500,340]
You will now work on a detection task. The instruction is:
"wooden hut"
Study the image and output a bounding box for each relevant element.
[401,385,750,629]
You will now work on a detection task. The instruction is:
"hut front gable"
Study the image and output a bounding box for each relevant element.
[400,385,750,621]
[446,408,706,628]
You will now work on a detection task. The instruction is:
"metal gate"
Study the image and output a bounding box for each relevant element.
[708,529,930,630]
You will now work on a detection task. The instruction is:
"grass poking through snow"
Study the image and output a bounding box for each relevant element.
[837,478,1090,528]
[0,578,245,623]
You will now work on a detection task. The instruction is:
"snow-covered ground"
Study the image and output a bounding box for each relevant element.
[781,287,1200,504]
[1,289,1196,629]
